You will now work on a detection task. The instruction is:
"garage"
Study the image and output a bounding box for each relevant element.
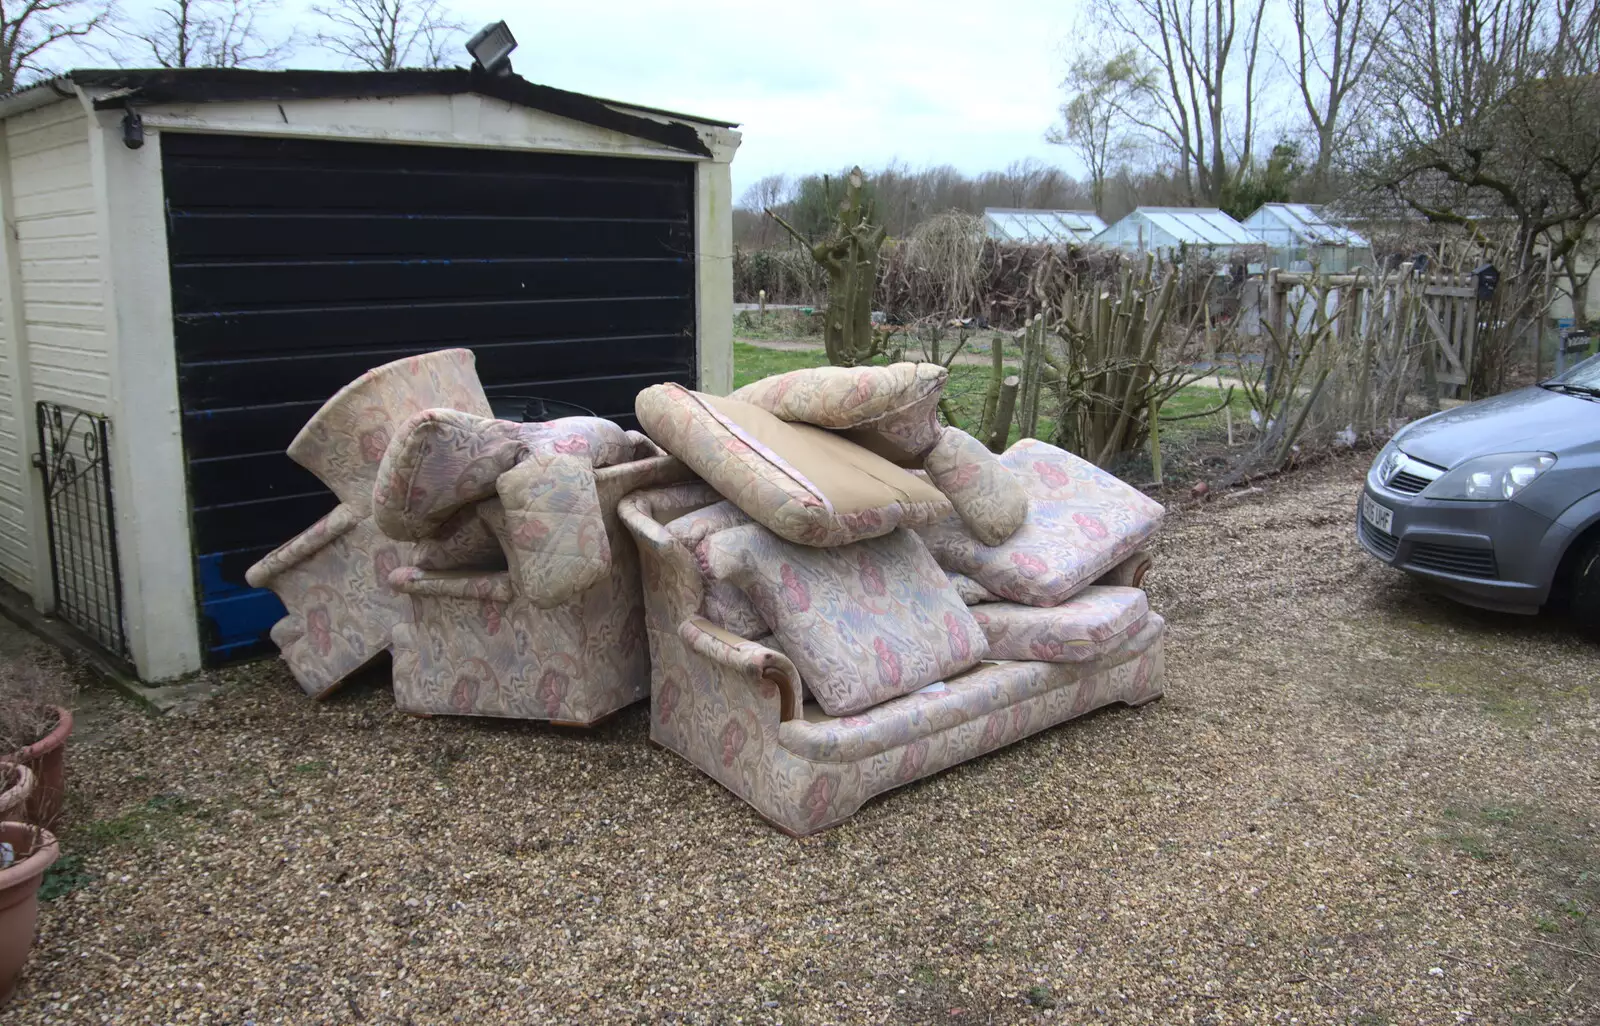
[0,68,739,680]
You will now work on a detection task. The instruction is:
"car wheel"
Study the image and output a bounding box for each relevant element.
[1570,533,1600,632]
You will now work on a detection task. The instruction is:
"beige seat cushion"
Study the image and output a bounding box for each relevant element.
[969,587,1149,662]
[704,524,987,717]
[636,383,951,547]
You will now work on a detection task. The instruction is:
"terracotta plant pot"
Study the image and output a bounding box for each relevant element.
[8,708,70,828]
[0,768,33,824]
[0,822,57,1004]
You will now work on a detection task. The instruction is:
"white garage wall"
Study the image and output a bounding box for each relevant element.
[0,260,25,591]
[8,102,107,412]
[0,99,102,600]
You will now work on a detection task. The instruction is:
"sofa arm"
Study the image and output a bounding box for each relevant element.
[245,502,363,588]
[617,482,722,626]
[677,615,802,722]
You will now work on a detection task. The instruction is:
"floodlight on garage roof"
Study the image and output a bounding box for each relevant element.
[467,21,518,76]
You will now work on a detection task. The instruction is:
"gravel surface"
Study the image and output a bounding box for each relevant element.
[11,452,1600,1025]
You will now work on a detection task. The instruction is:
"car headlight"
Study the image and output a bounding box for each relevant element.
[1426,452,1556,501]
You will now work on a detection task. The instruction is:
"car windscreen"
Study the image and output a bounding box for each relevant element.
[1545,352,1600,390]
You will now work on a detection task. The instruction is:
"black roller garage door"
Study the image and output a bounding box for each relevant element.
[162,131,697,663]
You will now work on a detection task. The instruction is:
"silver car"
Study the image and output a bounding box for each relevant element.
[1357,352,1600,623]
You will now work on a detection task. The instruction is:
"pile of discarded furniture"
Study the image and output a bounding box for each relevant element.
[250,349,1167,835]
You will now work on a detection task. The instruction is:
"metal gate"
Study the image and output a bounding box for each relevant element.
[33,401,129,659]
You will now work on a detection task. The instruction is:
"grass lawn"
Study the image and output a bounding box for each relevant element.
[732,341,1253,455]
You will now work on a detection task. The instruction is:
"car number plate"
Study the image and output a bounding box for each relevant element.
[1362,494,1393,534]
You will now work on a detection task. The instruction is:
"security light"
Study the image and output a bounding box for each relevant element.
[467,21,517,76]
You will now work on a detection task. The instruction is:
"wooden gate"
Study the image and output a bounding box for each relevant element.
[1417,273,1480,397]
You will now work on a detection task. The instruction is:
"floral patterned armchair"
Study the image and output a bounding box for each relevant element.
[246,349,493,698]
[377,417,696,723]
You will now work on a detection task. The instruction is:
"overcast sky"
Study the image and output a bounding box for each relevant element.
[77,0,1088,198]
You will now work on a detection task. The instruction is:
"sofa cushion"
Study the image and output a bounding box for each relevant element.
[917,438,1164,606]
[373,410,632,541]
[636,383,951,547]
[728,362,946,461]
[664,500,767,638]
[704,524,987,716]
[970,587,1148,662]
[923,426,1029,545]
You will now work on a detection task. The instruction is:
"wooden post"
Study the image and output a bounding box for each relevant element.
[978,333,1004,439]
[1148,398,1164,485]
[987,375,1021,452]
[1017,314,1045,440]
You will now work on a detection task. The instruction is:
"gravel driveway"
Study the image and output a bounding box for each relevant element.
[12,453,1599,1025]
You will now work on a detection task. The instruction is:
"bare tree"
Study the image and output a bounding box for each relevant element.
[311,0,463,71]
[133,0,289,68]
[1047,50,1155,214]
[1551,234,1597,327]
[0,0,111,94]
[1283,0,1395,190]
[1359,0,1600,273]
[1088,0,1272,205]
[738,174,791,246]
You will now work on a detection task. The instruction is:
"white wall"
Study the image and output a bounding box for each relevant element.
[84,104,204,681]
[9,103,108,412]
[0,137,26,592]
[0,101,102,604]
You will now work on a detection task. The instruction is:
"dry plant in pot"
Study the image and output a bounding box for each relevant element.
[0,662,73,828]
[0,821,58,1003]
[0,767,33,824]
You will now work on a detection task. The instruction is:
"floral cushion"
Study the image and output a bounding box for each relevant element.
[286,348,492,512]
[635,383,951,547]
[969,586,1148,662]
[917,438,1165,607]
[922,426,1029,545]
[728,362,948,461]
[373,409,632,540]
[664,500,768,638]
[703,524,988,717]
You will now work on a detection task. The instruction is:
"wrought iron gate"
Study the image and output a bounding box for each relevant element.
[33,402,129,659]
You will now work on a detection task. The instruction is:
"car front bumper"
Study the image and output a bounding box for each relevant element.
[1356,482,1566,613]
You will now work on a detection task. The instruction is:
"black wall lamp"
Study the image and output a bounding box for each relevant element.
[122,105,143,149]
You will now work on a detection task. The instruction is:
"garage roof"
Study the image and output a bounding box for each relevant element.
[0,67,736,158]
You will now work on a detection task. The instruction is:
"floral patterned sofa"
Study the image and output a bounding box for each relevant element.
[246,349,493,698]
[625,367,1167,835]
